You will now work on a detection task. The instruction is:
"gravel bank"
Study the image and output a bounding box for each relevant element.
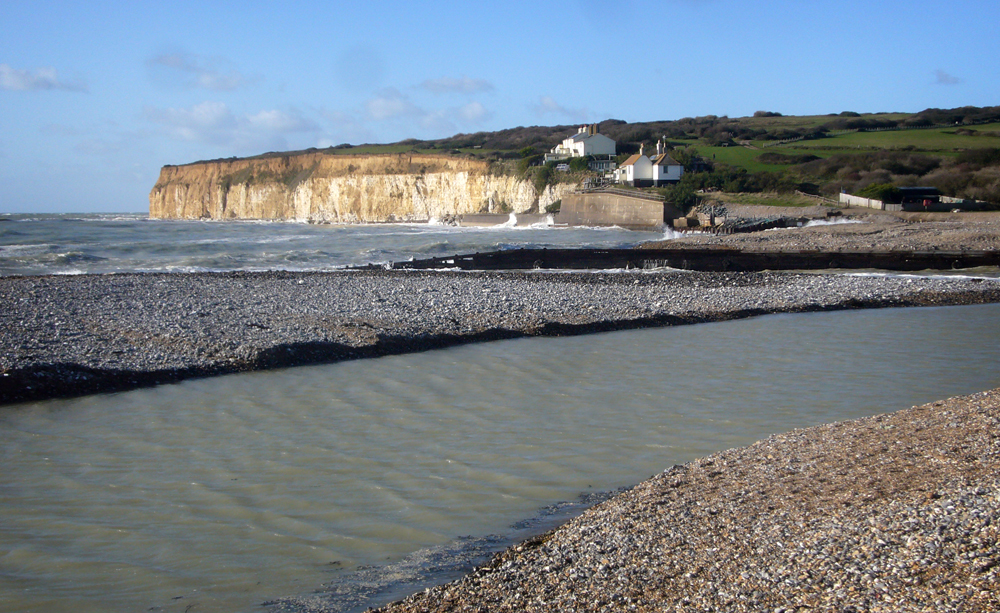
[357,387,1000,613]
[3,269,1000,405]
[650,208,1000,253]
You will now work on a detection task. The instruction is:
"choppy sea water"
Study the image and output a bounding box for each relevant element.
[0,213,667,276]
[2,304,999,613]
[4,213,998,279]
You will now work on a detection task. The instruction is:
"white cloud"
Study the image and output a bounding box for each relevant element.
[935,69,961,85]
[0,64,87,92]
[318,109,376,145]
[419,76,494,94]
[147,53,254,91]
[365,88,422,121]
[144,101,236,144]
[247,109,319,132]
[458,101,491,123]
[144,101,319,151]
[531,95,588,121]
[418,110,457,134]
[362,89,492,136]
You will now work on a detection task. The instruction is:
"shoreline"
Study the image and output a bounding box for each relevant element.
[3,269,1000,406]
[4,262,1000,612]
[356,387,1000,613]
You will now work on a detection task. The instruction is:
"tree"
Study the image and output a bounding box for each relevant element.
[569,156,590,172]
[517,154,543,175]
[662,183,698,210]
[669,147,703,173]
[531,165,553,195]
[857,183,901,203]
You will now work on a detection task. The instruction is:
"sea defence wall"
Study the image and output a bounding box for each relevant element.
[558,192,683,230]
[373,247,1000,272]
[149,153,575,222]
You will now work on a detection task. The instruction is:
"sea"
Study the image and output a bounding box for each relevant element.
[2,213,1000,613]
[0,213,669,276]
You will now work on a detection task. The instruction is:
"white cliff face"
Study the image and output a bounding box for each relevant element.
[150,153,578,222]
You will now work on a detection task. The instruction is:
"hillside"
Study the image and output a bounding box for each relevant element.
[222,105,999,161]
[427,106,1000,207]
[155,105,1000,220]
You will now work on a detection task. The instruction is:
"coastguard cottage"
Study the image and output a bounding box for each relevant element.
[544,125,618,172]
[613,140,683,187]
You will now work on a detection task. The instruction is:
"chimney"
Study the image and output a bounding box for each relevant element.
[640,143,644,156]
[656,139,663,156]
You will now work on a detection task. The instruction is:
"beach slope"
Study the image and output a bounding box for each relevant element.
[362,388,1000,613]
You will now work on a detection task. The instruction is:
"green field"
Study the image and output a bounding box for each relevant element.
[319,144,503,158]
[793,124,1000,152]
[688,122,1000,174]
[695,146,776,172]
[322,144,438,155]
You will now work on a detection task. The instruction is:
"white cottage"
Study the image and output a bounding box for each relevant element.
[545,125,617,162]
[614,146,654,187]
[613,140,684,187]
[651,153,683,185]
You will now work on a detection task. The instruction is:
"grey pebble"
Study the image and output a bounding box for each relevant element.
[2,269,999,405]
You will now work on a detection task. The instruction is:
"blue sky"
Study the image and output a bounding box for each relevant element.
[2,0,997,213]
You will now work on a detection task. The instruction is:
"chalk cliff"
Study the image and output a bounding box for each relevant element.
[149,153,574,222]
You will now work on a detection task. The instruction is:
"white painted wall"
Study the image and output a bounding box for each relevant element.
[577,133,616,156]
[624,156,653,182]
[839,193,884,209]
[653,163,683,183]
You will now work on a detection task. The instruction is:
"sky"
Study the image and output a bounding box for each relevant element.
[1,0,998,213]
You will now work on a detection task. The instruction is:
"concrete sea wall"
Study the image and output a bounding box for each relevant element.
[559,192,682,229]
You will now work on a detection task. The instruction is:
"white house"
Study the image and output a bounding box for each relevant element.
[544,125,617,163]
[613,140,684,187]
[614,149,653,186]
[651,153,683,184]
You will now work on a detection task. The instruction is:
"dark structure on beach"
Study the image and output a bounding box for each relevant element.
[363,247,1000,273]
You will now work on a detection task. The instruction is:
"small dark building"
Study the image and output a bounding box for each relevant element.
[898,187,945,212]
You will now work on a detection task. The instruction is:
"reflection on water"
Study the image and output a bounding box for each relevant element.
[1,304,999,613]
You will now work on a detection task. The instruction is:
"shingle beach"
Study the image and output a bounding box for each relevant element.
[359,387,1000,613]
[2,269,999,405]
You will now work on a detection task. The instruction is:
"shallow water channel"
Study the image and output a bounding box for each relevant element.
[2,304,1000,613]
